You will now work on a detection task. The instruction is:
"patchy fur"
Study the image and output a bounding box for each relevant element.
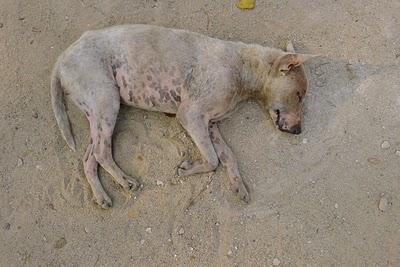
[50,24,316,208]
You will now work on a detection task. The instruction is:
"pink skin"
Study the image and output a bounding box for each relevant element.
[51,25,315,208]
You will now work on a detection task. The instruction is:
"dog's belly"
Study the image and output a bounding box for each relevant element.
[115,63,183,113]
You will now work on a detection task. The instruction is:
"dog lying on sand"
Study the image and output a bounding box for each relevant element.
[51,24,316,208]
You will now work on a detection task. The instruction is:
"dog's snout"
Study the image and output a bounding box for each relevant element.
[290,124,301,135]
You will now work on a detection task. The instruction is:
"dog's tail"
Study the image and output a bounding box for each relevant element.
[50,62,76,151]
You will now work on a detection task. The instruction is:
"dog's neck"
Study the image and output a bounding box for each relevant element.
[238,45,282,101]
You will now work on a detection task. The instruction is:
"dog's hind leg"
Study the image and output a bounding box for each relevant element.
[83,139,112,209]
[87,95,140,195]
[209,122,250,203]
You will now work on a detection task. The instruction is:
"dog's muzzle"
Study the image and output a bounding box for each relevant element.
[278,123,302,135]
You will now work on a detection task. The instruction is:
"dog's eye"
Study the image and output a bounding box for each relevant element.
[296,92,302,102]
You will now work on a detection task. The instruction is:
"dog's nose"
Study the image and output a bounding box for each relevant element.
[290,124,301,135]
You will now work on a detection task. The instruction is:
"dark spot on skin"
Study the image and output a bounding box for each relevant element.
[103,140,108,146]
[129,90,133,102]
[137,155,143,161]
[85,111,89,117]
[170,90,181,102]
[157,88,171,103]
[64,92,70,96]
[90,138,93,144]
[146,75,152,81]
[84,151,89,162]
[200,114,205,120]
[111,63,119,77]
[210,130,214,140]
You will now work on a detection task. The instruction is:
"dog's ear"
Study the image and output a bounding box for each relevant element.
[274,53,317,75]
[286,41,295,53]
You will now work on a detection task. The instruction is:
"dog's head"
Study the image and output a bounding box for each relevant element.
[262,42,316,135]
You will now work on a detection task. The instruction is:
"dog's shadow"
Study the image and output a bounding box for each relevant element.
[305,58,400,136]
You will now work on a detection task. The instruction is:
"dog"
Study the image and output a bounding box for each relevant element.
[51,24,316,209]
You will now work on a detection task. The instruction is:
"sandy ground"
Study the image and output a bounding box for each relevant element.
[1,0,400,266]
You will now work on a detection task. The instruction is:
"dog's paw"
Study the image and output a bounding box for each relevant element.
[123,176,140,192]
[95,195,113,209]
[177,160,193,176]
[232,181,250,203]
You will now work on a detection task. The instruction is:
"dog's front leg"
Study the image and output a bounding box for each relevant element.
[176,107,219,176]
[209,122,250,203]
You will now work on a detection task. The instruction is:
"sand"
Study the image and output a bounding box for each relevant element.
[1,0,399,266]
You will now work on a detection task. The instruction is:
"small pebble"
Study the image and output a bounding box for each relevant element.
[0,23,3,28]
[378,196,388,212]
[273,258,281,266]
[395,150,400,157]
[54,237,67,249]
[178,227,185,235]
[227,250,233,257]
[381,141,390,149]
[334,203,338,209]
[32,111,38,118]
[84,226,90,233]
[302,138,308,144]
[140,239,145,245]
[17,158,23,166]
[145,227,152,233]
[156,180,164,186]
